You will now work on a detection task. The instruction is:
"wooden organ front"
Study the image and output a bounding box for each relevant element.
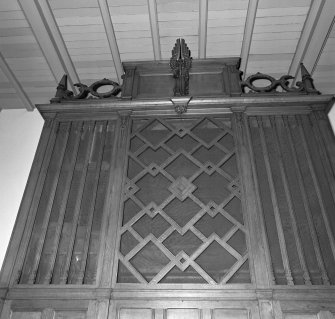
[1,51,335,319]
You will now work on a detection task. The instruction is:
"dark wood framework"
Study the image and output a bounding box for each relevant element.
[0,56,335,319]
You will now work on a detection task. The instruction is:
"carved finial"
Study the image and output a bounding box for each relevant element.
[50,74,73,103]
[170,38,192,96]
[299,63,320,94]
[59,74,68,90]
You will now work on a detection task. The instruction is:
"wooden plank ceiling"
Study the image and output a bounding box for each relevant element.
[0,0,334,110]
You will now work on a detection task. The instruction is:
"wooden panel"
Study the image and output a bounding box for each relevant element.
[54,311,86,319]
[119,308,153,319]
[17,119,116,285]
[213,309,249,319]
[167,309,200,319]
[11,312,42,319]
[116,116,251,285]
[248,114,335,285]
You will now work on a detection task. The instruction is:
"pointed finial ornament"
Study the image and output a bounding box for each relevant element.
[299,63,320,94]
[50,74,73,103]
[170,38,192,96]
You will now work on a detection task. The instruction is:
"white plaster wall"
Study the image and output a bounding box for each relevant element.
[0,106,334,271]
[0,109,44,272]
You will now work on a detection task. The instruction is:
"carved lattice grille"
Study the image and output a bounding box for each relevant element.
[117,117,250,284]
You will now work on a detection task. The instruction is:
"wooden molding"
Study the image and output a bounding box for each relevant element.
[198,0,208,59]
[299,0,335,76]
[36,95,334,120]
[147,0,161,60]
[97,0,124,83]
[289,0,325,82]
[0,52,34,111]
[240,0,259,79]
[18,0,79,91]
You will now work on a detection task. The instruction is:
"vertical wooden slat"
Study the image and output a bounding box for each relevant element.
[94,120,118,286]
[0,117,54,286]
[310,112,335,208]
[27,122,71,284]
[257,116,294,285]
[272,116,311,285]
[76,122,108,284]
[297,115,335,264]
[244,117,275,285]
[234,113,272,287]
[284,116,330,285]
[40,121,82,284]
[101,112,131,287]
[16,119,59,284]
[59,122,96,284]
[316,111,335,172]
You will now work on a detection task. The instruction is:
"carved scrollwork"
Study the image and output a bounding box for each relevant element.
[170,97,192,115]
[51,75,122,103]
[241,63,320,95]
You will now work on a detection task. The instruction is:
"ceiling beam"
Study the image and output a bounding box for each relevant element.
[0,52,34,111]
[97,0,124,83]
[289,0,325,80]
[148,0,161,60]
[198,0,208,59]
[18,0,79,91]
[240,0,259,79]
[293,0,335,80]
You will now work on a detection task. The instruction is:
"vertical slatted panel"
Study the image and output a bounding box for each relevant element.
[248,116,286,284]
[19,119,116,285]
[248,113,335,285]
[35,121,82,284]
[84,121,116,284]
[20,121,70,284]
[257,116,294,285]
[54,121,96,285]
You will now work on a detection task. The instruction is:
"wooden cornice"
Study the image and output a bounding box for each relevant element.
[36,94,335,120]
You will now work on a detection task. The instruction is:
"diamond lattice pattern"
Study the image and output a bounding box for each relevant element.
[117,117,250,284]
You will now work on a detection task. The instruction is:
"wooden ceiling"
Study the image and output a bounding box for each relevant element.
[0,0,334,110]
